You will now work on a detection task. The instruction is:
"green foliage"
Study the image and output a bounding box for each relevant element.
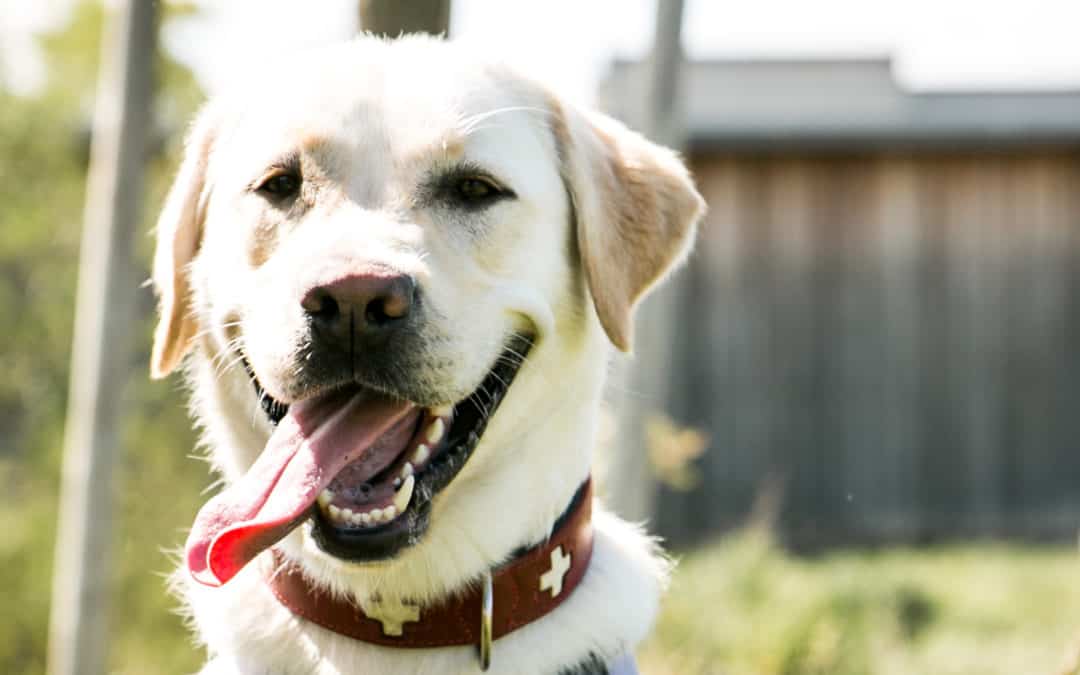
[641,529,1080,675]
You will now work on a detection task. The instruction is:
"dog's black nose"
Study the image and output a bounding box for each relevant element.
[302,272,416,348]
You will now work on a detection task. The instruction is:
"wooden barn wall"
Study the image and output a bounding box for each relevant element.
[655,151,1080,547]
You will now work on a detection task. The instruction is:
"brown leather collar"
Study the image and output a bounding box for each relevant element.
[265,479,594,649]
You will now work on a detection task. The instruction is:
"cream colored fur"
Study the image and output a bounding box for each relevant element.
[153,36,703,675]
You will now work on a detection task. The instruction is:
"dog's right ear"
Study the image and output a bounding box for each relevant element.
[150,105,219,379]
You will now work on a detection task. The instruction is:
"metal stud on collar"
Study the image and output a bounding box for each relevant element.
[478,570,493,670]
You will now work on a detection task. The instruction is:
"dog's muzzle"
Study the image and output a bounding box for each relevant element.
[184,333,534,586]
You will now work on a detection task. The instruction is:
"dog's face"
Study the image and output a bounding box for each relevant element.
[151,37,703,590]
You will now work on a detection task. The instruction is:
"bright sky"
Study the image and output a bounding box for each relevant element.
[3,0,1080,100]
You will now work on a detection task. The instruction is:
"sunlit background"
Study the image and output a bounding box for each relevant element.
[3,1,1080,673]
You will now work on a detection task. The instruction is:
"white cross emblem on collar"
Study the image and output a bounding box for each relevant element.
[539,546,572,598]
[359,596,421,637]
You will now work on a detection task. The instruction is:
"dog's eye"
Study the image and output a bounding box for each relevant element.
[430,166,514,211]
[257,172,301,199]
[454,176,503,206]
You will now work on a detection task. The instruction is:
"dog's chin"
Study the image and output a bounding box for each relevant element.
[242,334,533,564]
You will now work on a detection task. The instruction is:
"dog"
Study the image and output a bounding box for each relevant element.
[150,35,704,675]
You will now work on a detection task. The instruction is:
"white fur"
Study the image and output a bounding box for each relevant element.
[157,35,698,675]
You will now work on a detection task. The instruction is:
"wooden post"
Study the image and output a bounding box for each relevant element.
[359,0,451,36]
[47,2,156,674]
[608,0,689,522]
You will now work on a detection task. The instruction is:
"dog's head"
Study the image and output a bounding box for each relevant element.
[151,37,703,591]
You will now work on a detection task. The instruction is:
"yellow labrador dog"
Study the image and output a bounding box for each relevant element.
[152,36,703,675]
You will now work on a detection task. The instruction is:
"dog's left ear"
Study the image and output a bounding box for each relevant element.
[552,100,705,352]
[150,105,219,379]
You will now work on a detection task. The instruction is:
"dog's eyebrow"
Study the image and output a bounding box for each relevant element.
[247,150,302,191]
[265,150,301,171]
[401,130,467,169]
[298,133,332,153]
[252,136,328,179]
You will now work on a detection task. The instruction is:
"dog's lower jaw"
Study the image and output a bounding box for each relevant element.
[181,506,668,675]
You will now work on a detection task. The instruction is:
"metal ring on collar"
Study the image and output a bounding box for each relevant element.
[478,570,493,670]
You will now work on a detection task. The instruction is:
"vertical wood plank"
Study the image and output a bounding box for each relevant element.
[728,158,778,529]
[830,156,884,540]
[870,155,923,539]
[1009,156,1074,533]
[694,156,750,533]
[943,157,1008,534]
[764,157,819,538]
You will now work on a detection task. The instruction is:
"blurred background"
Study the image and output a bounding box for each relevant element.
[3,1,1080,673]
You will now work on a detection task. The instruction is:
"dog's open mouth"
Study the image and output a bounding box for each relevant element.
[183,335,532,587]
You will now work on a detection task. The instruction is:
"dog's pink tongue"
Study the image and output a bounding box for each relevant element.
[184,389,414,587]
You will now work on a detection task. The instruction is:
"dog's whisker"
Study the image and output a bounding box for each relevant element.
[212,354,248,382]
[466,392,491,423]
[199,476,226,496]
[208,350,239,375]
[252,387,280,427]
[266,557,293,585]
[206,339,246,376]
[494,353,526,369]
[485,370,511,394]
[508,331,535,346]
[208,340,247,375]
[187,320,242,345]
[185,453,215,467]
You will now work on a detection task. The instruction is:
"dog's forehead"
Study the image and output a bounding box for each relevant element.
[220,41,551,176]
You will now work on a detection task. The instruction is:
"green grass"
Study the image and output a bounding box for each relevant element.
[640,529,1080,675]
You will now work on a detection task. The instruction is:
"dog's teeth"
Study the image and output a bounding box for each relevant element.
[341,508,355,523]
[317,490,334,508]
[426,418,445,444]
[328,505,342,520]
[370,508,384,522]
[431,404,453,418]
[400,462,414,479]
[351,512,365,526]
[412,444,430,465]
[383,505,397,521]
[360,511,373,526]
[393,475,415,513]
